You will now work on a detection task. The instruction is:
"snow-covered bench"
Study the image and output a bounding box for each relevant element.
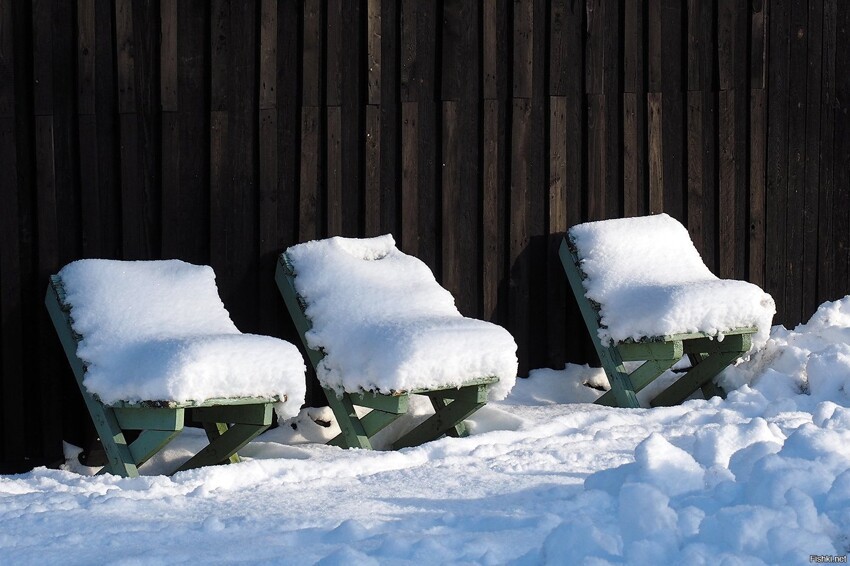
[46,259,306,477]
[560,214,775,408]
[276,235,517,449]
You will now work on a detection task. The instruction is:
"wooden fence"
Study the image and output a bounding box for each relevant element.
[1,0,848,471]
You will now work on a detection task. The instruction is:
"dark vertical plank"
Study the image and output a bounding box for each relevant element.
[93,0,121,257]
[441,0,479,316]
[560,1,584,228]
[326,107,342,236]
[834,2,850,301]
[379,0,399,237]
[401,101,419,254]
[817,0,837,305]
[661,0,684,221]
[0,4,24,458]
[259,0,280,334]
[623,92,643,216]
[802,0,823,316]
[209,110,231,294]
[528,0,548,367]
[299,106,321,242]
[160,111,180,256]
[549,97,568,239]
[603,0,621,219]
[587,94,606,220]
[35,115,60,455]
[0,118,25,461]
[77,0,96,115]
[160,0,178,112]
[441,100,460,302]
[482,2,508,324]
[482,99,504,322]
[116,0,160,260]
[303,0,321,107]
[115,0,136,114]
[482,0,499,99]
[686,92,705,255]
[175,0,210,264]
[509,99,531,375]
[52,0,81,266]
[513,0,533,98]
[211,0,229,113]
[647,93,664,213]
[0,0,13,115]
[326,0,342,107]
[548,96,567,367]
[229,0,260,329]
[623,0,645,218]
[748,1,768,287]
[718,90,736,279]
[364,105,381,236]
[751,0,767,89]
[367,0,381,105]
[300,0,322,244]
[766,0,790,324]
[585,0,603,94]
[32,0,53,117]
[784,0,808,323]
[208,0,231,301]
[749,90,766,287]
[277,0,300,248]
[159,0,179,258]
[717,0,743,279]
[648,0,662,93]
[77,0,102,257]
[339,0,362,238]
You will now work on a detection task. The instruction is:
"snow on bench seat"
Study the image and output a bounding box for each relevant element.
[285,235,518,399]
[58,260,306,416]
[569,214,775,349]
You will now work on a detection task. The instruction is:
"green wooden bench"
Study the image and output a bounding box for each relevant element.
[559,215,772,408]
[275,250,503,450]
[46,262,304,477]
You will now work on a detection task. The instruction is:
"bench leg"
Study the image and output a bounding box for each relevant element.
[650,350,742,407]
[324,388,373,449]
[392,384,489,449]
[595,358,680,407]
[178,404,275,470]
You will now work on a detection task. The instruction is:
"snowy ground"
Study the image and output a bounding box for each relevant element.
[3,298,850,565]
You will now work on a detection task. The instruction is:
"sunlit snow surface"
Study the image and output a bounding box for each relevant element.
[3,297,850,565]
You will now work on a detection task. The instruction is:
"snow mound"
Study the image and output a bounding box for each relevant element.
[58,259,306,414]
[285,234,518,399]
[569,213,776,348]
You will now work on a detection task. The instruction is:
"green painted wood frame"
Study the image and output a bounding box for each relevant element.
[45,276,278,477]
[559,238,756,408]
[275,253,497,450]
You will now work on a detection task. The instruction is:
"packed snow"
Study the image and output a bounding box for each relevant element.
[59,259,306,414]
[569,214,776,348]
[285,235,518,399]
[4,296,850,564]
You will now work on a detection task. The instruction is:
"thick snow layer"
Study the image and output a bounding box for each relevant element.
[285,235,518,399]
[570,213,776,348]
[58,259,306,414]
[3,297,850,564]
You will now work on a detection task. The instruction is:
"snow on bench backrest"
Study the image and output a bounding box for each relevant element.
[285,235,518,399]
[568,214,775,348]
